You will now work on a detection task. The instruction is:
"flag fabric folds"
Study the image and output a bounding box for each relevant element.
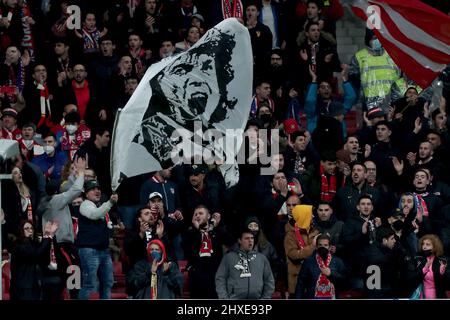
[110,18,253,191]
[350,0,450,88]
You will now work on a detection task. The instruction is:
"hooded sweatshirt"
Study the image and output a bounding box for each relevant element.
[215,248,275,299]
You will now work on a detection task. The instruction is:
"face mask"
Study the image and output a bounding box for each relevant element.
[392,220,404,232]
[151,251,162,262]
[260,113,272,124]
[421,249,432,257]
[23,139,33,148]
[44,145,55,155]
[250,229,260,238]
[317,247,329,260]
[371,39,382,51]
[66,125,78,134]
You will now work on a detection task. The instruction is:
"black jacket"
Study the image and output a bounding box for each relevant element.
[295,251,347,299]
[182,224,233,298]
[406,255,450,299]
[363,243,406,298]
[10,237,52,300]
[333,182,382,222]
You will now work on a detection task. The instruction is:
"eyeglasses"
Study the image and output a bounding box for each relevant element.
[286,203,297,207]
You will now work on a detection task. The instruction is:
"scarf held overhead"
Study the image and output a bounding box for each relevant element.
[320,164,336,202]
[315,253,335,299]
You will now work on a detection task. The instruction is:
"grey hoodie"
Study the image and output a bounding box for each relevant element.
[41,175,84,243]
[215,248,275,299]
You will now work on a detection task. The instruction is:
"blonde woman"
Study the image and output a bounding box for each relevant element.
[1,166,38,250]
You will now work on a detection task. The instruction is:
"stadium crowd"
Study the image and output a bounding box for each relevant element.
[1,0,450,300]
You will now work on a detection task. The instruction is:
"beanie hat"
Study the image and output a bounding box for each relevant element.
[367,107,385,120]
[245,216,260,228]
[84,180,101,192]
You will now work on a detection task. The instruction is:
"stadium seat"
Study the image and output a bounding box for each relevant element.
[89,292,128,300]
[338,290,364,299]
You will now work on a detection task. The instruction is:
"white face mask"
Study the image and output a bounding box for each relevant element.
[66,124,78,134]
[44,145,55,155]
[23,139,33,148]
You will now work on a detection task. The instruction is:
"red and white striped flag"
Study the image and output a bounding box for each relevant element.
[350,0,450,88]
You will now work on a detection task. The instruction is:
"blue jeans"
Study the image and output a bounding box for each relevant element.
[78,248,114,300]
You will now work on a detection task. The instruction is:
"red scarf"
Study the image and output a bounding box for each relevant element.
[199,231,213,257]
[414,193,429,217]
[36,81,51,128]
[294,225,306,249]
[72,217,79,240]
[250,95,275,117]
[0,128,13,140]
[60,129,84,160]
[320,164,336,202]
[48,240,58,270]
[150,272,158,299]
[130,48,146,76]
[221,0,243,19]
[314,253,335,299]
[26,196,33,222]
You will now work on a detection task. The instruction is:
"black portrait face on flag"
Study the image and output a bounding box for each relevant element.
[112,19,252,191]
[133,28,238,167]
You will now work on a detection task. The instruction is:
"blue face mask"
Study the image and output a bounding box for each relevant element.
[371,39,382,51]
[151,251,162,262]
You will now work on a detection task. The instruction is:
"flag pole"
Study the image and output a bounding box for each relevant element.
[110,108,122,193]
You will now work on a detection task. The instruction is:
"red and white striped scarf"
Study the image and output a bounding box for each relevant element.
[222,0,243,19]
[48,240,58,270]
[314,253,335,299]
[320,164,337,202]
[26,196,33,222]
[36,81,51,128]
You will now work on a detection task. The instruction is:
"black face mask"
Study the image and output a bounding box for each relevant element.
[317,247,329,260]
[421,249,433,257]
[259,113,272,124]
[392,220,404,232]
[251,230,260,238]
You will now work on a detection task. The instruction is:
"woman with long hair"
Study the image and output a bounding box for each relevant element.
[410,234,450,299]
[175,25,201,52]
[9,220,58,300]
[2,166,37,243]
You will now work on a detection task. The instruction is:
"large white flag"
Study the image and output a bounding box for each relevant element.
[111,18,253,191]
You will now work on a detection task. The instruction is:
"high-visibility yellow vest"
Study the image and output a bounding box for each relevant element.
[355,49,400,101]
